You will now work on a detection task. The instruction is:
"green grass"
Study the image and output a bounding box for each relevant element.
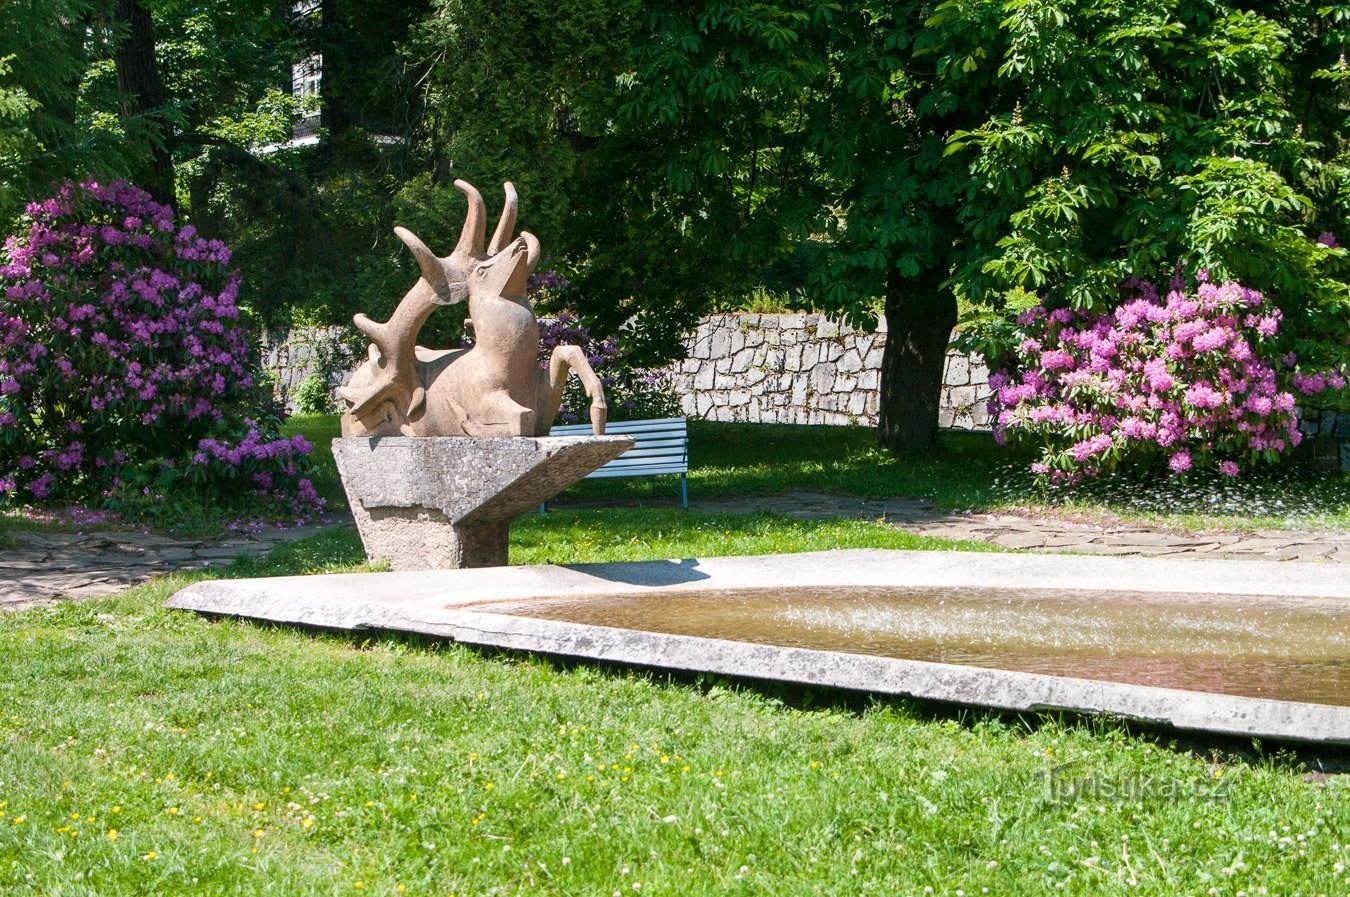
[6,415,1344,540]
[533,418,1348,532]
[1,531,1345,896]
[3,424,1345,894]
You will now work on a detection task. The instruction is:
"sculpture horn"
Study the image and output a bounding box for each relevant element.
[488,182,519,255]
[453,179,486,258]
[395,226,455,304]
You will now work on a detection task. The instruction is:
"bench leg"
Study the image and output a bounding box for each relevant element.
[539,502,546,516]
[681,473,688,510]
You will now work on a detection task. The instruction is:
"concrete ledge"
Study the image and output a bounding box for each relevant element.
[166,549,1350,745]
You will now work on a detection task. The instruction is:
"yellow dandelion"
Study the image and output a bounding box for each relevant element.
[107,829,118,840]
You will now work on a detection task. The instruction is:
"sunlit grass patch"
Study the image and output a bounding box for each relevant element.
[0,530,1344,895]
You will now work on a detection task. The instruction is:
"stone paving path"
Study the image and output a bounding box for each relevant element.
[0,519,342,611]
[693,491,1350,563]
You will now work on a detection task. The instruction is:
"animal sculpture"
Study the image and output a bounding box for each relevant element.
[338,179,606,438]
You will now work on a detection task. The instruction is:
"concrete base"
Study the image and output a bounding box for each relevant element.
[166,549,1350,745]
[332,435,632,570]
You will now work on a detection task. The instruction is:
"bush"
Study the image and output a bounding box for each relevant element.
[988,275,1345,483]
[0,179,323,520]
[292,372,336,415]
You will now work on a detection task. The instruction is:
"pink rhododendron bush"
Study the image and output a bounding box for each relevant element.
[0,180,322,519]
[989,276,1346,483]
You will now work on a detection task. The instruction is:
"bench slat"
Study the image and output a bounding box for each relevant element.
[596,451,686,462]
[551,419,686,435]
[585,465,686,478]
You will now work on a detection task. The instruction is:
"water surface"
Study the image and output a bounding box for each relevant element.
[471,586,1349,706]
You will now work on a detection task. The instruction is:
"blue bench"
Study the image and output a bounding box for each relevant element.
[546,416,689,508]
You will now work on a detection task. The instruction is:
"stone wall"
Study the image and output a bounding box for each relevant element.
[264,314,996,427]
[259,317,1348,469]
[1296,405,1350,471]
[260,326,353,411]
[668,314,993,429]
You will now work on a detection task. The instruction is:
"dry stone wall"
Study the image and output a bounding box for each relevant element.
[261,326,354,411]
[668,314,993,430]
[260,316,1346,468]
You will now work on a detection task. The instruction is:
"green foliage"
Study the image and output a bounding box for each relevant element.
[0,0,118,226]
[573,0,1349,378]
[402,0,642,251]
[937,0,1350,374]
[292,373,335,415]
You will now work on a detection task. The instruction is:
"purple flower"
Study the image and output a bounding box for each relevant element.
[992,275,1320,481]
[0,178,321,519]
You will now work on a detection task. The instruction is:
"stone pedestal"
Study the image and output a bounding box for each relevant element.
[333,435,633,570]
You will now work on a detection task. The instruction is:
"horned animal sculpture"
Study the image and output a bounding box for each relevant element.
[338,180,607,438]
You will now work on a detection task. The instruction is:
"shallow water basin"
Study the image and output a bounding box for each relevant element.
[472,585,1350,707]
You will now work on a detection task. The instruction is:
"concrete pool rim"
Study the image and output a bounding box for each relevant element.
[165,549,1350,746]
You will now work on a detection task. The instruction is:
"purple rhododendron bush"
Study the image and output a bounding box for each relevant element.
[990,275,1346,484]
[0,179,322,521]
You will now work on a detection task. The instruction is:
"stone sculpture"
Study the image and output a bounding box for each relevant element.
[332,180,634,570]
[338,179,607,438]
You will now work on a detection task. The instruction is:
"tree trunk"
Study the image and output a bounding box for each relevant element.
[113,0,174,206]
[318,0,350,141]
[877,265,958,454]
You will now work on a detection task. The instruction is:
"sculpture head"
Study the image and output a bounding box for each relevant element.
[396,180,541,307]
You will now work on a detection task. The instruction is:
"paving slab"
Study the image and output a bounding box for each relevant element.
[1,514,349,609]
[693,492,1350,562]
[167,549,1350,746]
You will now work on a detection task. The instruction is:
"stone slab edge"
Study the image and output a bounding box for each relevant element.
[166,549,1350,745]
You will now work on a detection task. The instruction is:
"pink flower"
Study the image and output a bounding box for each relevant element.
[1040,349,1075,371]
[1168,450,1192,473]
[1218,461,1240,477]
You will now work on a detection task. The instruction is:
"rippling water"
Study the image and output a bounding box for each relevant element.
[473,586,1349,706]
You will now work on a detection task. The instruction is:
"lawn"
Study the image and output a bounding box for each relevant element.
[0,532,1346,896]
[5,415,1344,543]
[291,413,1350,532]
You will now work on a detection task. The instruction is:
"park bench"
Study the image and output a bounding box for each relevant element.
[545,416,689,509]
